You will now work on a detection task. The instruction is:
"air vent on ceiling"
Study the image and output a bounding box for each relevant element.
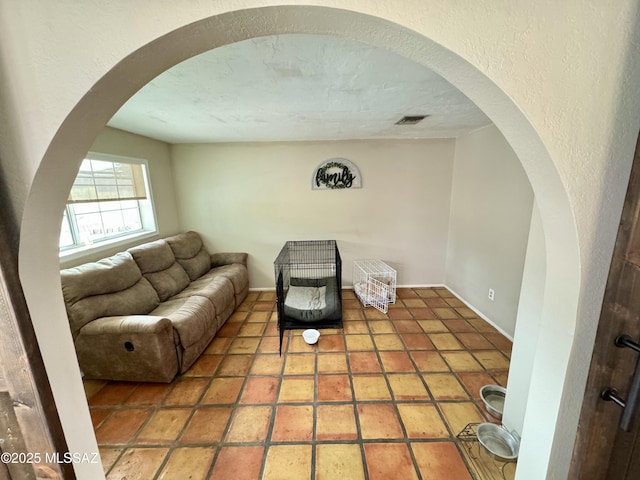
[395,115,429,125]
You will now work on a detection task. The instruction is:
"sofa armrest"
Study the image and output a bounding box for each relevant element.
[211,252,248,268]
[80,315,173,335]
[75,315,180,382]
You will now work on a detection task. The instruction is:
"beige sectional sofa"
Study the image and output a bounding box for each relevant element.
[60,231,248,383]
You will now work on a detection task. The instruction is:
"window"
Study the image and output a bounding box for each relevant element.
[59,154,157,256]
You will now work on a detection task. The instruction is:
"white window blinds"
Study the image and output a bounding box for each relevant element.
[67,159,147,203]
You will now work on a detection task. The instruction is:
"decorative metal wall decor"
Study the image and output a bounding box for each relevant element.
[312,158,362,190]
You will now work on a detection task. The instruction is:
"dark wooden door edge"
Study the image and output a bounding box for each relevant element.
[569,131,640,479]
[0,176,75,479]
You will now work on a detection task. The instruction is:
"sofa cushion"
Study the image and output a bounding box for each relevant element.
[205,264,249,296]
[150,296,215,349]
[128,239,190,301]
[61,252,160,337]
[172,275,235,317]
[166,231,211,281]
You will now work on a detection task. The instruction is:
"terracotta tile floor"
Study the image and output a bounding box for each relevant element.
[86,287,513,479]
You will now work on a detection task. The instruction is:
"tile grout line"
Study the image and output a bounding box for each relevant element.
[240,297,282,480]
[89,287,513,480]
[405,289,469,477]
[343,299,371,480]
[203,307,261,480]
[380,302,426,480]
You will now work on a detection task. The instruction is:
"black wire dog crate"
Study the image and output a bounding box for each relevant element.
[274,240,343,354]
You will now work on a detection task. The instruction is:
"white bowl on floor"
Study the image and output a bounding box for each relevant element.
[302,329,320,345]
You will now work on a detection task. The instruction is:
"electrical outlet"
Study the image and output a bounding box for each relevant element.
[488,288,495,301]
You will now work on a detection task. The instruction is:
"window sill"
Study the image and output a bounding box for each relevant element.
[59,230,158,267]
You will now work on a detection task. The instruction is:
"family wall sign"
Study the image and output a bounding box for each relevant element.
[312,158,362,190]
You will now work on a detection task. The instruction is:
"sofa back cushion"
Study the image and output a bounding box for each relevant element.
[61,252,160,337]
[166,231,211,281]
[128,239,191,301]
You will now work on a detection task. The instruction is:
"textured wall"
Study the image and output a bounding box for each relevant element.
[0,2,639,479]
[171,140,454,288]
[446,125,533,337]
[502,203,546,437]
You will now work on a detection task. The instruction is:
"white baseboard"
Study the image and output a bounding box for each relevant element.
[444,285,514,342]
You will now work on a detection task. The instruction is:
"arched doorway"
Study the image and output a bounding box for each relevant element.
[18,6,579,478]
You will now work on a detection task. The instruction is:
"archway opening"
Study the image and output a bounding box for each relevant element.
[18,6,579,478]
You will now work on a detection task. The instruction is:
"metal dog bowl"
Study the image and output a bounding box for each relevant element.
[480,384,506,419]
[476,423,519,462]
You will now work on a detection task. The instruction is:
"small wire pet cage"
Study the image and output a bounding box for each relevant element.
[353,259,397,313]
[274,240,343,354]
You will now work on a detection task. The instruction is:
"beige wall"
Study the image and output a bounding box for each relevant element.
[171,140,455,288]
[503,202,546,437]
[446,125,534,337]
[59,127,181,267]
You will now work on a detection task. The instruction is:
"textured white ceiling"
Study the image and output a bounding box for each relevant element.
[108,34,492,143]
